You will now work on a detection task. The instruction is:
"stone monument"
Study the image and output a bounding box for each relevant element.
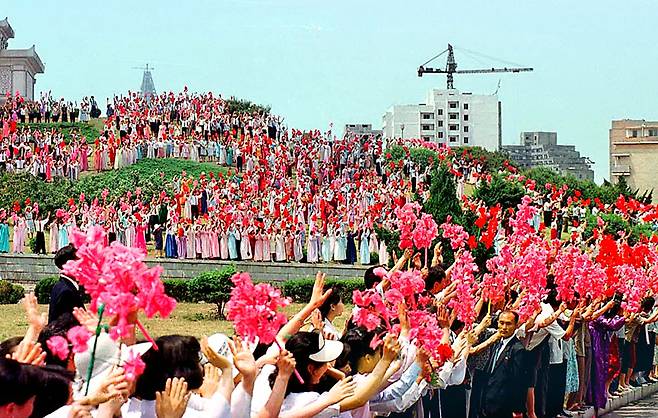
[0,18,45,102]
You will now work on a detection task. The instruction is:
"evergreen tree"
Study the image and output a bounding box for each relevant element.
[423,164,462,225]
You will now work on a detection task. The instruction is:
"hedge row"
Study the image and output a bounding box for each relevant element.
[33,267,365,315]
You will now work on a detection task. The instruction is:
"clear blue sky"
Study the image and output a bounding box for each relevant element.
[6,0,658,182]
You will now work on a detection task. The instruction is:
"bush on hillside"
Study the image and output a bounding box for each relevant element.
[35,276,59,304]
[0,159,227,214]
[0,280,25,304]
[186,265,237,318]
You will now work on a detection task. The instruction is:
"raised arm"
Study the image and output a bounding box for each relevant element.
[277,272,332,343]
[339,335,401,411]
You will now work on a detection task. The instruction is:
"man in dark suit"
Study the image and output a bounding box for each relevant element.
[481,310,528,418]
[48,244,85,323]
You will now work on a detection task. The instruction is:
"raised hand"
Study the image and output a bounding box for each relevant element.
[229,336,257,381]
[310,308,323,331]
[9,340,46,366]
[198,363,220,399]
[310,271,332,309]
[382,334,401,362]
[155,377,190,418]
[327,376,356,404]
[73,307,98,332]
[277,350,296,379]
[201,337,232,371]
[23,292,46,331]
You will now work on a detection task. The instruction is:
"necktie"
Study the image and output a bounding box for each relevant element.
[490,340,503,372]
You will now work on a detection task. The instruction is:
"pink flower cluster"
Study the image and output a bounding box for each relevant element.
[413,213,438,250]
[123,350,146,382]
[447,251,479,327]
[67,326,93,354]
[46,336,70,361]
[226,272,291,344]
[440,216,469,250]
[482,246,515,304]
[62,226,177,341]
[554,245,607,302]
[394,203,421,250]
[352,269,450,362]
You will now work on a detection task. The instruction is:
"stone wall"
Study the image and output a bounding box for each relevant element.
[0,254,367,290]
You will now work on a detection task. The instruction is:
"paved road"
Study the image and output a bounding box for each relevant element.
[604,390,658,417]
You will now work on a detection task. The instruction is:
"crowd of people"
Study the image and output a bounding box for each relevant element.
[4,87,658,418]
[3,228,658,418]
[1,90,453,265]
[0,92,102,180]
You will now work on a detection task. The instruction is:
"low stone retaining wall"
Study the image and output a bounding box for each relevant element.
[0,254,367,290]
[575,381,658,417]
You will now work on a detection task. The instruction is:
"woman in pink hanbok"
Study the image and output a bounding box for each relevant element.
[134,221,147,254]
[201,228,211,259]
[219,226,229,260]
[49,217,59,253]
[253,231,263,261]
[194,225,203,258]
[210,229,220,259]
[185,224,196,259]
[12,216,26,254]
[262,232,271,262]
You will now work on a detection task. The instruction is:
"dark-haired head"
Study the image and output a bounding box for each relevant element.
[642,297,655,313]
[0,359,41,418]
[29,366,74,418]
[0,337,23,358]
[54,244,77,270]
[37,313,80,369]
[364,266,383,289]
[425,265,446,294]
[339,326,384,375]
[604,299,622,318]
[318,288,344,321]
[269,332,331,395]
[134,335,203,400]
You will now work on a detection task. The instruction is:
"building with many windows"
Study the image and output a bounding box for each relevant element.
[503,131,594,181]
[344,123,382,140]
[609,120,658,202]
[382,89,501,151]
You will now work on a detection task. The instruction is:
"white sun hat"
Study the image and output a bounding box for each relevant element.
[309,332,343,363]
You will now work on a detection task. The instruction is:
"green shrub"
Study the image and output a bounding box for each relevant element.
[27,237,38,254]
[369,252,379,266]
[186,265,237,318]
[35,276,60,304]
[280,278,365,303]
[163,279,190,302]
[0,280,25,304]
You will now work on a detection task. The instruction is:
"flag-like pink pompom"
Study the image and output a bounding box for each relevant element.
[46,336,70,361]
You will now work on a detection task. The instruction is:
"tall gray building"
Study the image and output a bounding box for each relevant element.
[503,131,594,181]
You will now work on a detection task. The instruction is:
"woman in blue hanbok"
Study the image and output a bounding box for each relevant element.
[334,228,347,262]
[165,224,178,258]
[0,220,9,253]
[228,227,238,260]
[58,220,70,248]
[346,231,357,265]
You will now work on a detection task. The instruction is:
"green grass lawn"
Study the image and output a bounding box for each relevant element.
[0,302,352,342]
[19,121,102,144]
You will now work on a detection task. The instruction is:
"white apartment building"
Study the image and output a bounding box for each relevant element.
[382,89,501,151]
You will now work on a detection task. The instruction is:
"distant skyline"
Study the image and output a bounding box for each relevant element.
[6,0,658,182]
